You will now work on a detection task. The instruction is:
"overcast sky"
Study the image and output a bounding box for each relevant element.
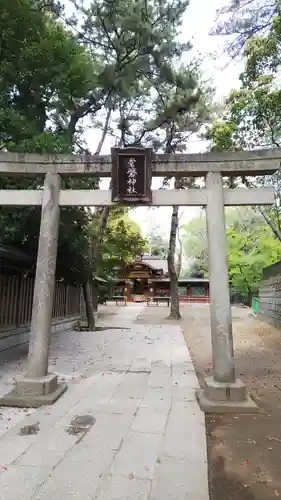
[81,0,244,237]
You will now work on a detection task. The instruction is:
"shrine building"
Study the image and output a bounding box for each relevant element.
[113,253,210,303]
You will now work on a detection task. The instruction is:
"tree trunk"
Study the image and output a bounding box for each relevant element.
[94,116,126,253]
[168,204,181,319]
[176,222,183,277]
[258,206,281,243]
[84,108,112,319]
[82,280,95,330]
[95,107,112,156]
[93,107,112,249]
[92,284,99,312]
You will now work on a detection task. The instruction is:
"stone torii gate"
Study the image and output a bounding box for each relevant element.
[0,148,280,412]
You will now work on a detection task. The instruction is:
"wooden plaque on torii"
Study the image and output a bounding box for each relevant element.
[111,146,153,204]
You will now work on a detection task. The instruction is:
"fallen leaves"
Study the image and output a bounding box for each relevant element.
[267,436,281,444]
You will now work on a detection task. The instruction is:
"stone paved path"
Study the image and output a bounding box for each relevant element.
[0,304,209,499]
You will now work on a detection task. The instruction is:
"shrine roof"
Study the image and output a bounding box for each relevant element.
[140,254,168,274]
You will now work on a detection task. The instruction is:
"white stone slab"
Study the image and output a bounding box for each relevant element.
[14,430,77,468]
[34,456,108,499]
[150,455,209,500]
[131,407,169,434]
[0,465,53,500]
[110,431,162,480]
[113,372,150,399]
[0,436,36,466]
[96,474,151,500]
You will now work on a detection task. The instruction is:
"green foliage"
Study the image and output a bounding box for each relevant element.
[209,3,281,152]
[0,0,100,285]
[181,208,281,297]
[0,0,98,150]
[90,207,147,280]
[227,217,281,295]
[182,260,206,278]
[76,0,190,100]
[207,7,281,230]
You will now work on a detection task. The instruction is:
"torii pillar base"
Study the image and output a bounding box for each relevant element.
[196,376,259,414]
[0,373,67,408]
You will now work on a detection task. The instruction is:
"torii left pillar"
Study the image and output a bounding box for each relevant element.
[0,173,67,407]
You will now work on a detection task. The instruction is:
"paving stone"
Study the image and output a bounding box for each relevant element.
[14,429,77,468]
[33,456,106,500]
[171,385,197,403]
[0,465,53,500]
[168,401,205,426]
[160,404,207,461]
[110,431,162,480]
[103,396,142,415]
[87,361,111,372]
[59,374,126,416]
[0,435,36,466]
[172,371,199,389]
[96,474,151,500]
[67,439,117,463]
[72,412,134,451]
[113,373,150,399]
[131,407,168,434]
[171,361,195,374]
[148,374,171,389]
[160,425,207,461]
[150,456,208,500]
[129,358,152,372]
[140,388,171,410]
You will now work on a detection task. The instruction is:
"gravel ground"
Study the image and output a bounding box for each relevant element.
[0,306,118,437]
[137,303,281,500]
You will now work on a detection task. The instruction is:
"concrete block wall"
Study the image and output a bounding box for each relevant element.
[259,260,281,328]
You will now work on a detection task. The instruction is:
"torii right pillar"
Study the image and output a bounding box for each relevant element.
[196,172,258,412]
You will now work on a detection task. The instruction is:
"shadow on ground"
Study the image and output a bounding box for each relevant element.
[210,455,260,500]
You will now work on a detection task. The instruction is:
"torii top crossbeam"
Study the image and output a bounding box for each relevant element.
[0,148,280,177]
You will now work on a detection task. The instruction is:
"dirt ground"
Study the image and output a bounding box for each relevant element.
[136,304,281,500]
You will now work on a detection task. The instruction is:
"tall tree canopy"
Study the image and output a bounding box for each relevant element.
[0,0,212,326]
[213,0,279,57]
[0,0,100,292]
[207,4,281,244]
[0,0,100,152]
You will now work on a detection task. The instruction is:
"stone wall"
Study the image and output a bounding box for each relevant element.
[0,316,80,352]
[259,260,281,328]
